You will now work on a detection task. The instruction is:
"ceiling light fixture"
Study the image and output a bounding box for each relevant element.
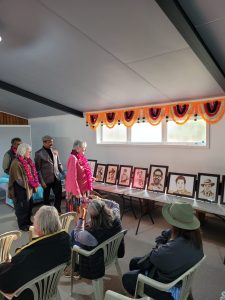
[0,36,2,42]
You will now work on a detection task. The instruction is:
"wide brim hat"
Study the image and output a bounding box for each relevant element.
[162,202,200,230]
[201,178,215,187]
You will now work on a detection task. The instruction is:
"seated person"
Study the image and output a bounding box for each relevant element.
[69,198,124,279]
[0,206,71,300]
[122,202,204,300]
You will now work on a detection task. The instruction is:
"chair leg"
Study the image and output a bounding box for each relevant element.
[70,253,76,295]
[115,260,122,278]
[92,278,104,300]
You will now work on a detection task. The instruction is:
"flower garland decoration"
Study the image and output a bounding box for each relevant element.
[17,155,39,188]
[71,150,93,191]
[85,97,225,128]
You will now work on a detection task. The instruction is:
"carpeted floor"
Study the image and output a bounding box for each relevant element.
[0,199,224,300]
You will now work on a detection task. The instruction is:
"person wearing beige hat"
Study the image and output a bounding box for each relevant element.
[122,202,204,300]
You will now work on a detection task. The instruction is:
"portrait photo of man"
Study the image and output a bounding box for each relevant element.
[148,165,168,193]
[132,168,148,189]
[167,173,196,198]
[197,174,220,203]
[118,165,133,187]
[105,164,119,184]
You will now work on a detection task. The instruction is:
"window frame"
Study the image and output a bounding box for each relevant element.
[96,118,209,148]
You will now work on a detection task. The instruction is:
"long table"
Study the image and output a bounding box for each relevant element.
[94,182,225,234]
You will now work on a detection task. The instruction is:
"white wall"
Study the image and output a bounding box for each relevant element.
[29,114,105,168]
[29,114,225,175]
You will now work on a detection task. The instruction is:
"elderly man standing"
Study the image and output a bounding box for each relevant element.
[2,137,22,174]
[35,135,64,213]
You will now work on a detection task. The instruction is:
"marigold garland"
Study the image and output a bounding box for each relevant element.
[85,97,225,129]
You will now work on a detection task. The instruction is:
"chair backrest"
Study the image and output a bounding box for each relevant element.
[11,263,67,300]
[59,212,77,233]
[0,230,21,263]
[97,229,127,268]
[179,255,206,300]
[135,255,206,300]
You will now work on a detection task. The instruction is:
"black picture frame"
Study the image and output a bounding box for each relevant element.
[221,175,225,205]
[117,165,133,187]
[132,167,148,190]
[95,164,107,183]
[167,172,196,198]
[88,159,97,177]
[105,164,119,185]
[196,173,220,203]
[147,164,168,193]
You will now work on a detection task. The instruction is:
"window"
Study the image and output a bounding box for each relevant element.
[131,122,162,143]
[166,119,207,145]
[97,118,208,147]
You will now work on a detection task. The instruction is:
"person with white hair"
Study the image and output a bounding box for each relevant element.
[35,135,64,213]
[66,198,124,279]
[65,139,93,212]
[8,143,39,231]
[0,206,71,300]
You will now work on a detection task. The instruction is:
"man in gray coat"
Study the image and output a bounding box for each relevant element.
[35,135,64,213]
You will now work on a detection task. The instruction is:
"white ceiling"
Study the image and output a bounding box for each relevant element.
[0,0,224,118]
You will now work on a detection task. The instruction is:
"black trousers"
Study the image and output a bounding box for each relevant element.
[122,257,174,300]
[13,182,33,230]
[43,178,62,213]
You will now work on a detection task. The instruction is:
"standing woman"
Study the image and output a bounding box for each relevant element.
[65,140,93,212]
[8,143,39,231]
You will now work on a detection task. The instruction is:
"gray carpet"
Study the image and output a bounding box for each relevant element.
[0,200,224,300]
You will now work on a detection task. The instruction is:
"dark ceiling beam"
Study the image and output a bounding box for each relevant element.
[156,0,225,91]
[0,80,84,118]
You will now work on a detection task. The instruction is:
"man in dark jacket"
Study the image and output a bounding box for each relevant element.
[2,137,22,174]
[35,135,64,213]
[0,206,71,300]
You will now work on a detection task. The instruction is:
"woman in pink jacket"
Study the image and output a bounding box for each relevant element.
[65,140,93,212]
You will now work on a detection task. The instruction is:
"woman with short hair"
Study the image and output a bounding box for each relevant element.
[8,143,39,231]
[65,140,93,212]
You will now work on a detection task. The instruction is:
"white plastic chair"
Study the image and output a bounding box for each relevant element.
[104,290,151,300]
[135,255,206,300]
[0,263,67,300]
[71,229,127,300]
[29,211,77,242]
[0,230,21,263]
[59,211,77,233]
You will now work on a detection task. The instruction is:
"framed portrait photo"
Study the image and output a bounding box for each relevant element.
[88,159,97,177]
[167,172,196,198]
[196,173,220,203]
[105,164,119,185]
[147,165,168,193]
[132,167,148,190]
[118,165,133,187]
[220,176,225,205]
[95,164,107,183]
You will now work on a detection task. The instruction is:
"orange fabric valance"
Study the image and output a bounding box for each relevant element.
[85,97,225,129]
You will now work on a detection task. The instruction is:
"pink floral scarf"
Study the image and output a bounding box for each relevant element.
[17,155,39,188]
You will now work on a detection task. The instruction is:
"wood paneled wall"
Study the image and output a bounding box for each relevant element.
[0,112,28,125]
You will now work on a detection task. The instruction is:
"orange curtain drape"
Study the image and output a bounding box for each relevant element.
[86,98,225,129]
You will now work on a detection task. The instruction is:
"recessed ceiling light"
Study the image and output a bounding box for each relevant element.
[0,36,2,42]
